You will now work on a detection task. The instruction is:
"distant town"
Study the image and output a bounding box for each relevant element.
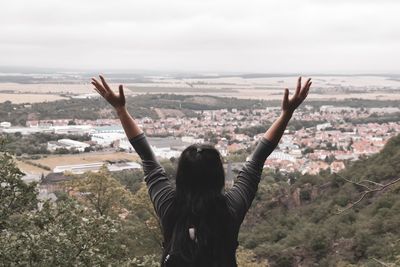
[1,102,399,184]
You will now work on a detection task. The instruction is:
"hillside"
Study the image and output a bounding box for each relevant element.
[240,134,400,266]
[2,94,400,126]
[0,94,266,125]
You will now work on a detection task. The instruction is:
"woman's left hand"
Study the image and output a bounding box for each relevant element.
[281,77,312,115]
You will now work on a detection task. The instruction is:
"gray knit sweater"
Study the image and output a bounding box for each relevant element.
[129,133,277,266]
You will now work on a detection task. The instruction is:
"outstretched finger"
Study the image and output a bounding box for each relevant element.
[303,78,312,89]
[306,80,312,90]
[302,82,312,99]
[99,75,111,92]
[119,85,125,100]
[305,86,310,98]
[282,88,289,107]
[92,78,104,89]
[91,80,106,95]
[93,86,103,96]
[295,76,302,96]
[301,78,312,96]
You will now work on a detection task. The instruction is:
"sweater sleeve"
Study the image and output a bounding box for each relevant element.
[225,137,277,224]
[129,133,175,220]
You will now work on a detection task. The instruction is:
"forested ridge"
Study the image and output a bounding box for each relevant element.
[1,134,399,266]
[239,134,400,266]
[0,94,266,125]
[2,95,400,126]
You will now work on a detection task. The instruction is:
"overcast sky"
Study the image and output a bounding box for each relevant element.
[1,0,399,73]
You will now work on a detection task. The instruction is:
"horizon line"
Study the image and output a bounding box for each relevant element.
[0,65,399,77]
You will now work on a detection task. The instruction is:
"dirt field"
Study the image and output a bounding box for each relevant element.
[16,160,50,175]
[232,90,400,101]
[0,93,68,103]
[0,83,93,94]
[17,151,139,174]
[1,75,399,103]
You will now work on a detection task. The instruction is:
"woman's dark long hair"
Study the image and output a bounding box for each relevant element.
[165,143,233,266]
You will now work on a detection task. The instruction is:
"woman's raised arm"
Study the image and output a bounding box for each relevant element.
[264,76,312,144]
[91,75,143,139]
[225,77,312,224]
[91,75,174,219]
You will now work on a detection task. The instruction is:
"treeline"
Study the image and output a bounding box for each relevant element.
[2,96,400,127]
[239,134,400,266]
[131,94,267,110]
[235,119,325,136]
[0,94,267,126]
[345,112,400,125]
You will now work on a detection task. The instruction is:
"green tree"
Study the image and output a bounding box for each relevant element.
[0,139,38,230]
[65,168,163,257]
[0,138,159,266]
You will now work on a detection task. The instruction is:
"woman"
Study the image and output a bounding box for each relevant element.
[92,75,311,266]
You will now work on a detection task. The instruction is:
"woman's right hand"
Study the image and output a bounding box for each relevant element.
[91,75,126,111]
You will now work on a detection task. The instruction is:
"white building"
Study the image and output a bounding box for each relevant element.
[152,146,181,159]
[91,132,126,147]
[181,136,204,144]
[268,151,297,162]
[48,139,90,152]
[316,123,333,131]
[54,162,104,173]
[117,138,134,151]
[90,126,127,147]
[289,149,303,158]
[0,121,11,128]
[52,125,93,135]
[53,161,141,174]
[107,162,141,172]
[233,134,250,142]
[71,93,100,99]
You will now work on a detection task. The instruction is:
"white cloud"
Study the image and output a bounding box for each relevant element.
[0,0,399,72]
